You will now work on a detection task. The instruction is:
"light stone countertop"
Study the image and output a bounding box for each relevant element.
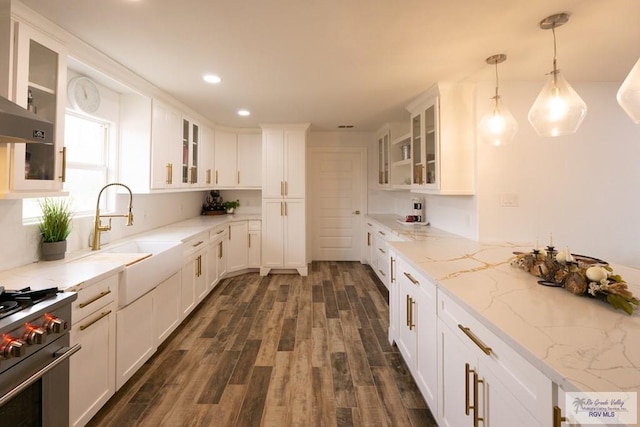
[0,213,261,292]
[367,214,640,412]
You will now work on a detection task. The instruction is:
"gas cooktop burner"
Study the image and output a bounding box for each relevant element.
[0,286,60,320]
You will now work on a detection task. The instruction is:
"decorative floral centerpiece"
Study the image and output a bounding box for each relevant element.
[512,245,639,315]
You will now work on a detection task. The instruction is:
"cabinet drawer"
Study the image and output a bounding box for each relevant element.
[209,226,227,241]
[248,220,261,231]
[183,231,209,259]
[438,292,552,423]
[72,275,118,323]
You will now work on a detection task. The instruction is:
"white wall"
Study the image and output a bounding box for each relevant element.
[475,80,640,267]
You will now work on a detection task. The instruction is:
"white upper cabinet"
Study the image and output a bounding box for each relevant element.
[0,21,67,197]
[213,130,238,187]
[406,82,475,195]
[237,133,262,188]
[149,99,181,189]
[199,125,214,187]
[180,117,200,187]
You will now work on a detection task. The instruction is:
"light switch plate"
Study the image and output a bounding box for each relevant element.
[500,193,519,207]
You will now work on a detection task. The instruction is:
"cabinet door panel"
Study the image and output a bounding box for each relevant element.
[284,131,305,198]
[284,199,305,267]
[70,307,115,427]
[207,241,219,289]
[262,200,285,267]
[438,319,472,427]
[415,281,438,412]
[262,130,285,198]
[248,230,261,268]
[237,133,262,187]
[153,273,181,345]
[214,131,237,187]
[151,100,181,189]
[227,221,249,272]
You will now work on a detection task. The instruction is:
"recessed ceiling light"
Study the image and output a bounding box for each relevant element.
[237,109,251,116]
[203,74,222,84]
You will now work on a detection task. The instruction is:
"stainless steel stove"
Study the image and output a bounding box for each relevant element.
[0,286,79,427]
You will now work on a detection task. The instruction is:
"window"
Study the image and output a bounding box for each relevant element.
[23,112,111,221]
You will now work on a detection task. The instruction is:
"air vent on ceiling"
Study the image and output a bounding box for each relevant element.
[337,125,354,129]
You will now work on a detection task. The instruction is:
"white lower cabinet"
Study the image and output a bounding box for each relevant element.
[227,221,249,272]
[181,232,208,319]
[390,250,554,427]
[390,252,438,411]
[116,290,156,390]
[70,275,118,427]
[152,272,181,345]
[208,226,228,290]
[248,220,261,268]
[262,199,306,275]
[437,291,552,427]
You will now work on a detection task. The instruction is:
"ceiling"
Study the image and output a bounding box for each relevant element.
[18,0,640,131]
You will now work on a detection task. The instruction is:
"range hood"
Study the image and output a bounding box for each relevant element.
[0,96,54,145]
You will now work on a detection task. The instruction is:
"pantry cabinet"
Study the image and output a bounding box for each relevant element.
[69,274,117,427]
[261,124,309,276]
[406,82,475,195]
[0,21,67,197]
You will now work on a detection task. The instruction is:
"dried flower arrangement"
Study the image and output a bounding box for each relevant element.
[512,247,639,315]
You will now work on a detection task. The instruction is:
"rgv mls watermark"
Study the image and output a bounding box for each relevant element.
[566,392,637,425]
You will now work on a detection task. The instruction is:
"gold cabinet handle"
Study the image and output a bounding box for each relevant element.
[378,269,385,277]
[79,310,112,331]
[367,232,371,247]
[284,201,288,216]
[553,406,567,427]
[473,372,484,427]
[378,247,386,254]
[285,181,288,196]
[465,363,472,415]
[248,233,251,249]
[78,290,111,309]
[215,170,219,184]
[192,240,204,248]
[408,296,415,330]
[378,230,386,236]
[280,201,284,216]
[406,294,410,327]
[59,147,67,182]
[166,163,172,184]
[206,169,211,184]
[403,272,419,286]
[237,171,240,184]
[281,181,284,196]
[229,225,231,240]
[218,241,223,259]
[390,257,395,283]
[458,324,492,355]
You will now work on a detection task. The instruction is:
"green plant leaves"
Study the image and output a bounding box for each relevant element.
[38,198,73,242]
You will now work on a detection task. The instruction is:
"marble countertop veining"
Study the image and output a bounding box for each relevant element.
[369,214,640,408]
[0,213,261,292]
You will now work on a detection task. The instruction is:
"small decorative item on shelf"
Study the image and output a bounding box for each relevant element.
[512,242,639,315]
[201,190,226,215]
[223,200,240,214]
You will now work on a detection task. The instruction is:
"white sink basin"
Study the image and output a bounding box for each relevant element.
[102,240,182,307]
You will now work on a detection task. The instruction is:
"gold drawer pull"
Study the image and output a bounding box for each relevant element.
[458,324,493,355]
[78,290,111,309]
[79,310,112,331]
[192,240,204,248]
[403,272,419,285]
[390,257,395,283]
[553,406,567,427]
[465,363,472,415]
[378,247,386,254]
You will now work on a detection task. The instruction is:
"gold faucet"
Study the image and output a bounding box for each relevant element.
[92,182,134,250]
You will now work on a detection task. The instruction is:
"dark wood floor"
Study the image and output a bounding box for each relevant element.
[88,261,437,427]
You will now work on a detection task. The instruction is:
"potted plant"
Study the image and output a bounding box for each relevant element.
[223,199,240,214]
[39,198,73,261]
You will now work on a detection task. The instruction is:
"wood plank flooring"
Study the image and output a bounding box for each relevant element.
[88,261,437,427]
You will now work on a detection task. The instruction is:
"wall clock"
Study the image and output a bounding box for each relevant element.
[68,76,101,113]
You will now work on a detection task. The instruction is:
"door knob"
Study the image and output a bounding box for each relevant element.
[353,210,361,215]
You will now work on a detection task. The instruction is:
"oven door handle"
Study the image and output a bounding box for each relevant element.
[0,343,81,407]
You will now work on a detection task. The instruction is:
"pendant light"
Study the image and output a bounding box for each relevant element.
[617,57,640,123]
[478,54,518,146]
[528,12,587,137]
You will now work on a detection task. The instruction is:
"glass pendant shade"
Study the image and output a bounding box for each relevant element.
[478,96,518,146]
[528,71,587,137]
[617,57,640,124]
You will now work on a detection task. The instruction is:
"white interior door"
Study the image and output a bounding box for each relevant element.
[310,148,366,261]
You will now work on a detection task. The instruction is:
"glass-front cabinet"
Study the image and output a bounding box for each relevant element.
[377,130,390,188]
[182,117,199,186]
[1,22,67,196]
[406,83,474,195]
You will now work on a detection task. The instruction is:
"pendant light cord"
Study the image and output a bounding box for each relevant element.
[494,60,500,100]
[551,26,559,82]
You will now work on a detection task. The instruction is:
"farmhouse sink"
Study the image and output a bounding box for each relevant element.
[101,240,183,307]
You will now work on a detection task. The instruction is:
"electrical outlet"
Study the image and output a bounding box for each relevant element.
[500,193,519,207]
